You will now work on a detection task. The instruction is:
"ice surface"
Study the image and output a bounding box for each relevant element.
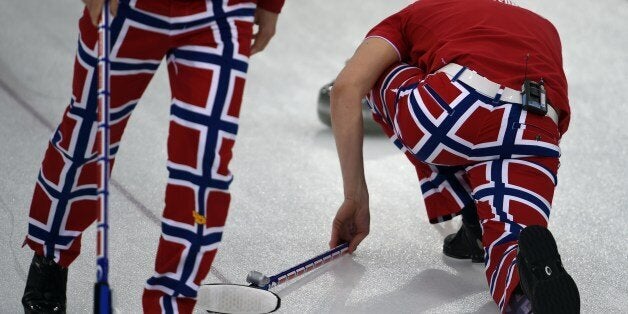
[1,0,626,313]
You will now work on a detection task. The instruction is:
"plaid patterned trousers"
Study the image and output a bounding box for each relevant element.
[368,63,562,312]
[24,0,255,312]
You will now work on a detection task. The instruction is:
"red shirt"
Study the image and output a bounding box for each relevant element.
[367,0,570,134]
[255,0,285,13]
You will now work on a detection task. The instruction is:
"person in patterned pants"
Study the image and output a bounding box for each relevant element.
[328,1,580,313]
[21,0,284,313]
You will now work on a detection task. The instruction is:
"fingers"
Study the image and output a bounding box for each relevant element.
[329,208,349,249]
[332,225,367,253]
[329,229,340,249]
[87,0,104,26]
[85,0,118,27]
[329,215,347,249]
[348,232,368,253]
[111,0,119,17]
[250,8,278,56]
[349,225,369,253]
[250,28,275,55]
[329,218,341,248]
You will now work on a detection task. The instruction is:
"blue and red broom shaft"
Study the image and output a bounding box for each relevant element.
[95,1,112,313]
[247,242,350,290]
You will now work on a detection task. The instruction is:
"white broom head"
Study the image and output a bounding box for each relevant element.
[197,284,280,314]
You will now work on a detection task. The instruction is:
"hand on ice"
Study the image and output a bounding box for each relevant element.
[330,197,370,253]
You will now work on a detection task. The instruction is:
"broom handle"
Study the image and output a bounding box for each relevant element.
[95,1,113,313]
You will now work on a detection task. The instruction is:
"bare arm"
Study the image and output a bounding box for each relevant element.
[329,37,399,252]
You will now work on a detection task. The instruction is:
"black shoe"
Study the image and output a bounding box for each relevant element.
[517,225,580,314]
[22,254,68,314]
[443,221,484,263]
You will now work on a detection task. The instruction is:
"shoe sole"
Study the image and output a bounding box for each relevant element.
[24,306,65,314]
[442,249,485,263]
[518,226,580,314]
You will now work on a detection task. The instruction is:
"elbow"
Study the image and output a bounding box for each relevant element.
[330,78,361,108]
[329,78,366,129]
[330,80,348,105]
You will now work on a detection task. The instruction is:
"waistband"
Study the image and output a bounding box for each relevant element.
[436,63,559,125]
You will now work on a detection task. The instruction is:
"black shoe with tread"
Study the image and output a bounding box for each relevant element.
[517,225,580,314]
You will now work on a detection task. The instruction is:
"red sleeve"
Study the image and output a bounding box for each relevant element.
[365,9,409,61]
[257,0,285,13]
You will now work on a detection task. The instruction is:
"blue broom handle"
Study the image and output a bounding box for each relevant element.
[263,243,349,290]
[95,1,112,313]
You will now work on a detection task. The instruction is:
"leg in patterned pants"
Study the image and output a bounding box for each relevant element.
[23,0,255,312]
[367,63,562,312]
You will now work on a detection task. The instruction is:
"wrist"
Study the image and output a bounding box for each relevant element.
[344,182,368,201]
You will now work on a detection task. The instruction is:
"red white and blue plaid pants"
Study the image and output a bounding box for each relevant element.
[24,0,255,312]
[368,64,562,312]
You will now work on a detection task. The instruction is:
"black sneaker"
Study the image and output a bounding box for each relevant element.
[443,221,484,263]
[22,254,68,314]
[517,225,580,314]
